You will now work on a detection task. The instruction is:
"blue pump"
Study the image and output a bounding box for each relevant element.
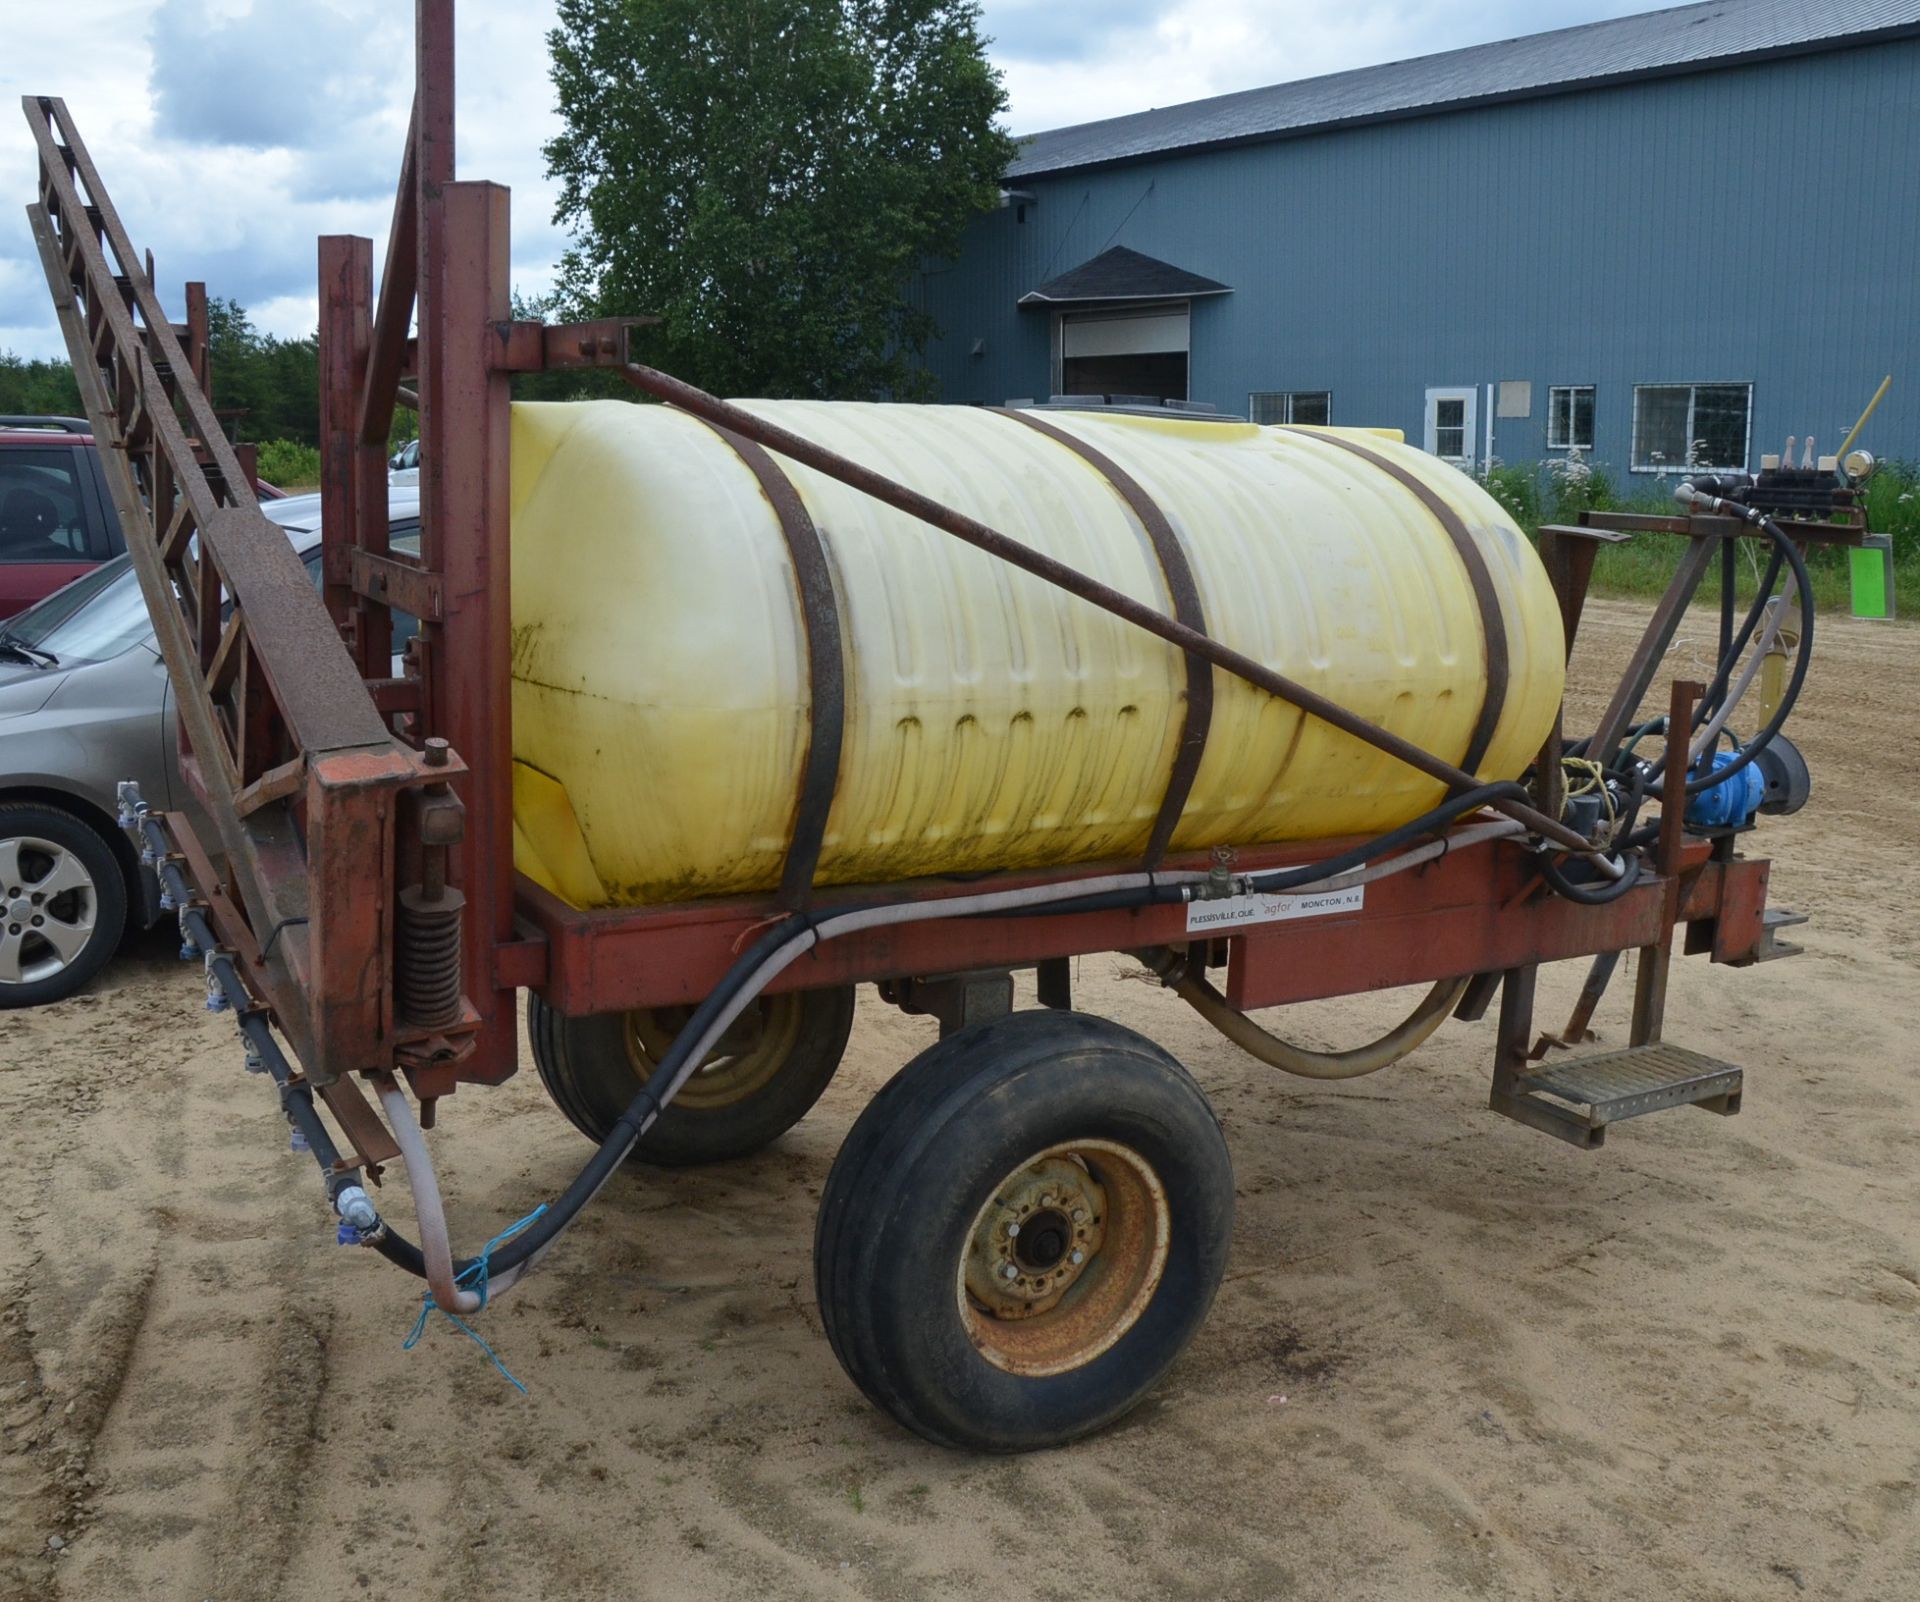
[1685,749,1766,829]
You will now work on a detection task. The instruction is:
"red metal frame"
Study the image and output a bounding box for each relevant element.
[512,834,1770,1020]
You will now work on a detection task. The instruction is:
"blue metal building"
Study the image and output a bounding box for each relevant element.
[920,0,1920,482]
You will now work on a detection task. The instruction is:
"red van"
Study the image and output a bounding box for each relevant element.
[0,416,124,621]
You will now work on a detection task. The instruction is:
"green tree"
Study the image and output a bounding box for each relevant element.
[205,297,321,444]
[545,0,1016,400]
[0,350,83,417]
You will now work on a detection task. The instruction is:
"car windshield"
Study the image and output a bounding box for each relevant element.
[3,555,151,663]
[6,511,421,666]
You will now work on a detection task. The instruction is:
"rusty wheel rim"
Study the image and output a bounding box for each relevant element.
[957,1139,1170,1377]
[624,995,804,1111]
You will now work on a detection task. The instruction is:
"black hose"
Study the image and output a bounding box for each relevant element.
[1243,781,1532,893]
[1717,536,1735,684]
[452,909,813,1279]
[991,783,1535,921]
[1693,544,1783,729]
[1536,848,1644,904]
[1645,507,1815,798]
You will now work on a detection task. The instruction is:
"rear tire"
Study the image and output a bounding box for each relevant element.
[0,802,127,1008]
[815,1010,1233,1452]
[527,985,856,1165]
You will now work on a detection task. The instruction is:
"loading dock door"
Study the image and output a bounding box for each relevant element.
[1058,306,1190,402]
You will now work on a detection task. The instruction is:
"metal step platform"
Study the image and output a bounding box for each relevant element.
[1492,1043,1743,1149]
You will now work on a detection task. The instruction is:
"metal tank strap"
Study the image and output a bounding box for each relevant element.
[705,423,846,908]
[994,408,1215,867]
[1279,428,1511,777]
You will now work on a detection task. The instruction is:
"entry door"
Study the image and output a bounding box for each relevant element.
[1423,387,1477,468]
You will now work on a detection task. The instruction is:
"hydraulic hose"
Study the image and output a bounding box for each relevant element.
[1239,784,1567,891]
[1695,544,1783,728]
[1163,815,1525,1078]
[1537,847,1643,905]
[1173,970,1470,1080]
[994,782,1543,919]
[121,798,380,1239]
[1662,490,1817,798]
[403,868,1226,1292]
[1688,568,1798,766]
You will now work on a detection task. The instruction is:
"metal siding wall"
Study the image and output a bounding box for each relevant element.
[922,40,1920,479]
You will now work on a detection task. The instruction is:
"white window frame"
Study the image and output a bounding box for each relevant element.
[1547,384,1595,451]
[1249,390,1331,426]
[1423,386,1477,467]
[1630,382,1753,474]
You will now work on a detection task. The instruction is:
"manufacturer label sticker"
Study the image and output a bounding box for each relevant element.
[1185,881,1365,933]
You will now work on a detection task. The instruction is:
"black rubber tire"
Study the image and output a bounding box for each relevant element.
[527,985,856,1166]
[0,801,129,1009]
[814,1010,1234,1452]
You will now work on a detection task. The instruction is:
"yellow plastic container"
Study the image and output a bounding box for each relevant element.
[509,401,1563,908]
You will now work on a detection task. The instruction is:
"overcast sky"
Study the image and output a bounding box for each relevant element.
[0,0,1671,361]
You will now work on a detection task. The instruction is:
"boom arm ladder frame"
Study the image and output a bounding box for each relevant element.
[22,93,464,1087]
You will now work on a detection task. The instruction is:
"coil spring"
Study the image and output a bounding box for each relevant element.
[396,886,464,1028]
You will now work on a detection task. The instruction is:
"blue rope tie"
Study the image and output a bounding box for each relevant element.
[402,1204,548,1395]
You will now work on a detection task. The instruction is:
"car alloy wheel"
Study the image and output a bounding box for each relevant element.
[0,834,99,986]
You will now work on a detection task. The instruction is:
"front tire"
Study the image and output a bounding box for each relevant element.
[527,985,856,1165]
[815,1010,1234,1452]
[0,802,127,1008]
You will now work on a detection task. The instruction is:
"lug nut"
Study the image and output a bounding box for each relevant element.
[1006,1222,1019,1237]
[1069,1250,1085,1265]
[1002,1263,1018,1280]
[1071,1208,1087,1223]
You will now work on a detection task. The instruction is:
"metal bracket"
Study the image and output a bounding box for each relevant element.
[883,970,1016,1038]
[486,316,657,372]
[350,548,444,622]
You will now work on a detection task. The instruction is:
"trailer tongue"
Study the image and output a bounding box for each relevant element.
[20,4,1846,1449]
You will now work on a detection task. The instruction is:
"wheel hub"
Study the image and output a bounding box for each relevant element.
[623,995,803,1110]
[0,837,96,986]
[965,1157,1108,1319]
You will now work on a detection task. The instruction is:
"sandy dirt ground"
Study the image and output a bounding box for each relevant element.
[3,598,1917,1602]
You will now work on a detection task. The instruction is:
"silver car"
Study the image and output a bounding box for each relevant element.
[0,490,420,1005]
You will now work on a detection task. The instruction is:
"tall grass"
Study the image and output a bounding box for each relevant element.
[254,438,322,491]
[1480,452,1916,615]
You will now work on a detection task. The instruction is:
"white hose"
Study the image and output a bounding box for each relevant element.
[1689,570,1800,766]
[375,1074,482,1315]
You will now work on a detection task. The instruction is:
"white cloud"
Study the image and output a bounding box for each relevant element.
[985,0,1672,133]
[0,0,1673,360]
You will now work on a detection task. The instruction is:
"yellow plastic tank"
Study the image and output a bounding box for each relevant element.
[508,400,1563,908]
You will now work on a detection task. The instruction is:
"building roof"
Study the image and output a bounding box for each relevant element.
[1017,246,1231,306]
[1007,0,1920,178]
